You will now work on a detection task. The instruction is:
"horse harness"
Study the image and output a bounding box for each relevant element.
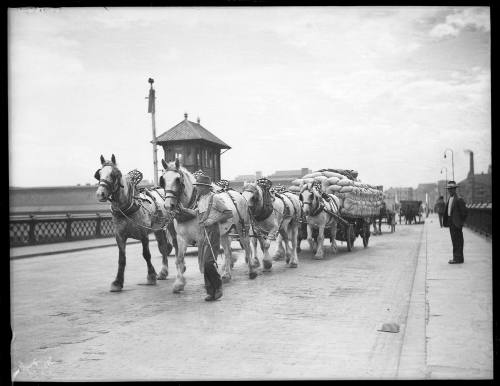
[97,164,174,230]
[244,184,295,240]
[302,186,339,228]
[216,182,248,238]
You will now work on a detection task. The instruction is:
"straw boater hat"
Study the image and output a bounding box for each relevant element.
[446,181,458,189]
[193,174,212,187]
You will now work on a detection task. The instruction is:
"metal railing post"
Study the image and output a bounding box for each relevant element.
[96,213,101,238]
[66,213,72,241]
[28,215,36,245]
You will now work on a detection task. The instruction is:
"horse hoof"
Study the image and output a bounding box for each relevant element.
[222,275,231,284]
[273,255,284,261]
[173,284,185,293]
[252,259,261,268]
[249,271,258,280]
[289,262,298,268]
[157,272,168,280]
[110,283,122,292]
[313,255,324,260]
[147,277,157,285]
[263,260,272,271]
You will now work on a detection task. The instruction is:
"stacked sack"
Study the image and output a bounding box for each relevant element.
[288,170,383,217]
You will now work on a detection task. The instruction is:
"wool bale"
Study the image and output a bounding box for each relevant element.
[314,175,328,183]
[326,176,340,185]
[288,185,300,192]
[292,179,303,186]
[326,184,342,193]
[302,177,314,184]
[340,185,354,193]
[337,179,353,187]
[302,172,323,179]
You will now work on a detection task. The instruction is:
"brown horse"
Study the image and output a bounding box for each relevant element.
[94,154,177,292]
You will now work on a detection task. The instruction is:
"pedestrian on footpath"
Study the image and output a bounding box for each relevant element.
[434,195,446,227]
[442,181,468,264]
[177,173,233,301]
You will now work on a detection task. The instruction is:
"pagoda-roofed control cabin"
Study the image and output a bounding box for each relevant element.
[155,113,231,181]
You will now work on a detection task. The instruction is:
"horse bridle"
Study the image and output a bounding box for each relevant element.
[243,184,261,210]
[162,170,185,202]
[95,163,123,201]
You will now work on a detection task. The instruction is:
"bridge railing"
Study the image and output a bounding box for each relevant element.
[10,212,114,247]
[464,203,491,238]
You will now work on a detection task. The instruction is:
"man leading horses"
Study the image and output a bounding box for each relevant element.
[178,173,233,301]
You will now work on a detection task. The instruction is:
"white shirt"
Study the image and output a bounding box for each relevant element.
[448,196,454,216]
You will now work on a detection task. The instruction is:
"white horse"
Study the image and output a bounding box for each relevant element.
[94,154,177,292]
[299,182,340,259]
[242,181,302,270]
[160,159,257,293]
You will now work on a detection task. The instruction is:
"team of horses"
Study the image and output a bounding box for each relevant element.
[94,155,391,293]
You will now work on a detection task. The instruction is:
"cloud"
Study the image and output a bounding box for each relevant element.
[430,7,490,38]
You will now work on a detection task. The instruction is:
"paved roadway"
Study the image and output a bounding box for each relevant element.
[10,214,492,381]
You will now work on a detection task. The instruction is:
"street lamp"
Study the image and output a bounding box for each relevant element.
[444,148,455,181]
[440,167,448,202]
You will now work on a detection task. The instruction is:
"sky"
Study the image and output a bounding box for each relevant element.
[8,6,491,189]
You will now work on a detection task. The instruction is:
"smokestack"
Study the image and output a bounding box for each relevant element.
[464,149,474,177]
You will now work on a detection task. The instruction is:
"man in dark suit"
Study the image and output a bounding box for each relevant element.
[442,181,468,264]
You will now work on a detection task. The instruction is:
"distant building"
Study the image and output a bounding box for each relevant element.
[266,168,311,185]
[229,167,311,191]
[458,151,491,203]
[155,113,230,181]
[233,174,257,182]
[414,183,439,207]
[384,187,414,202]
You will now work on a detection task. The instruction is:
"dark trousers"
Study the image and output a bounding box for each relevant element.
[198,224,222,296]
[438,213,444,227]
[449,224,464,262]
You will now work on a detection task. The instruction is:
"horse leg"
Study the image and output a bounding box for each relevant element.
[111,234,127,292]
[313,224,326,259]
[239,226,258,279]
[330,221,338,254]
[154,229,170,280]
[251,231,259,263]
[173,238,188,293]
[306,224,316,254]
[141,237,157,285]
[260,236,273,271]
[273,233,286,261]
[288,224,299,268]
[220,233,232,283]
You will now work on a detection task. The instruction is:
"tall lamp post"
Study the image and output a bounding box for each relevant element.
[444,148,455,182]
[440,167,448,202]
[147,78,159,186]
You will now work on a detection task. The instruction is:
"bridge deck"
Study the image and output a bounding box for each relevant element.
[10,214,492,380]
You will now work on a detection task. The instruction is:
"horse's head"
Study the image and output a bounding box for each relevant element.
[160,158,192,210]
[94,154,123,202]
[299,183,320,216]
[242,182,261,210]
